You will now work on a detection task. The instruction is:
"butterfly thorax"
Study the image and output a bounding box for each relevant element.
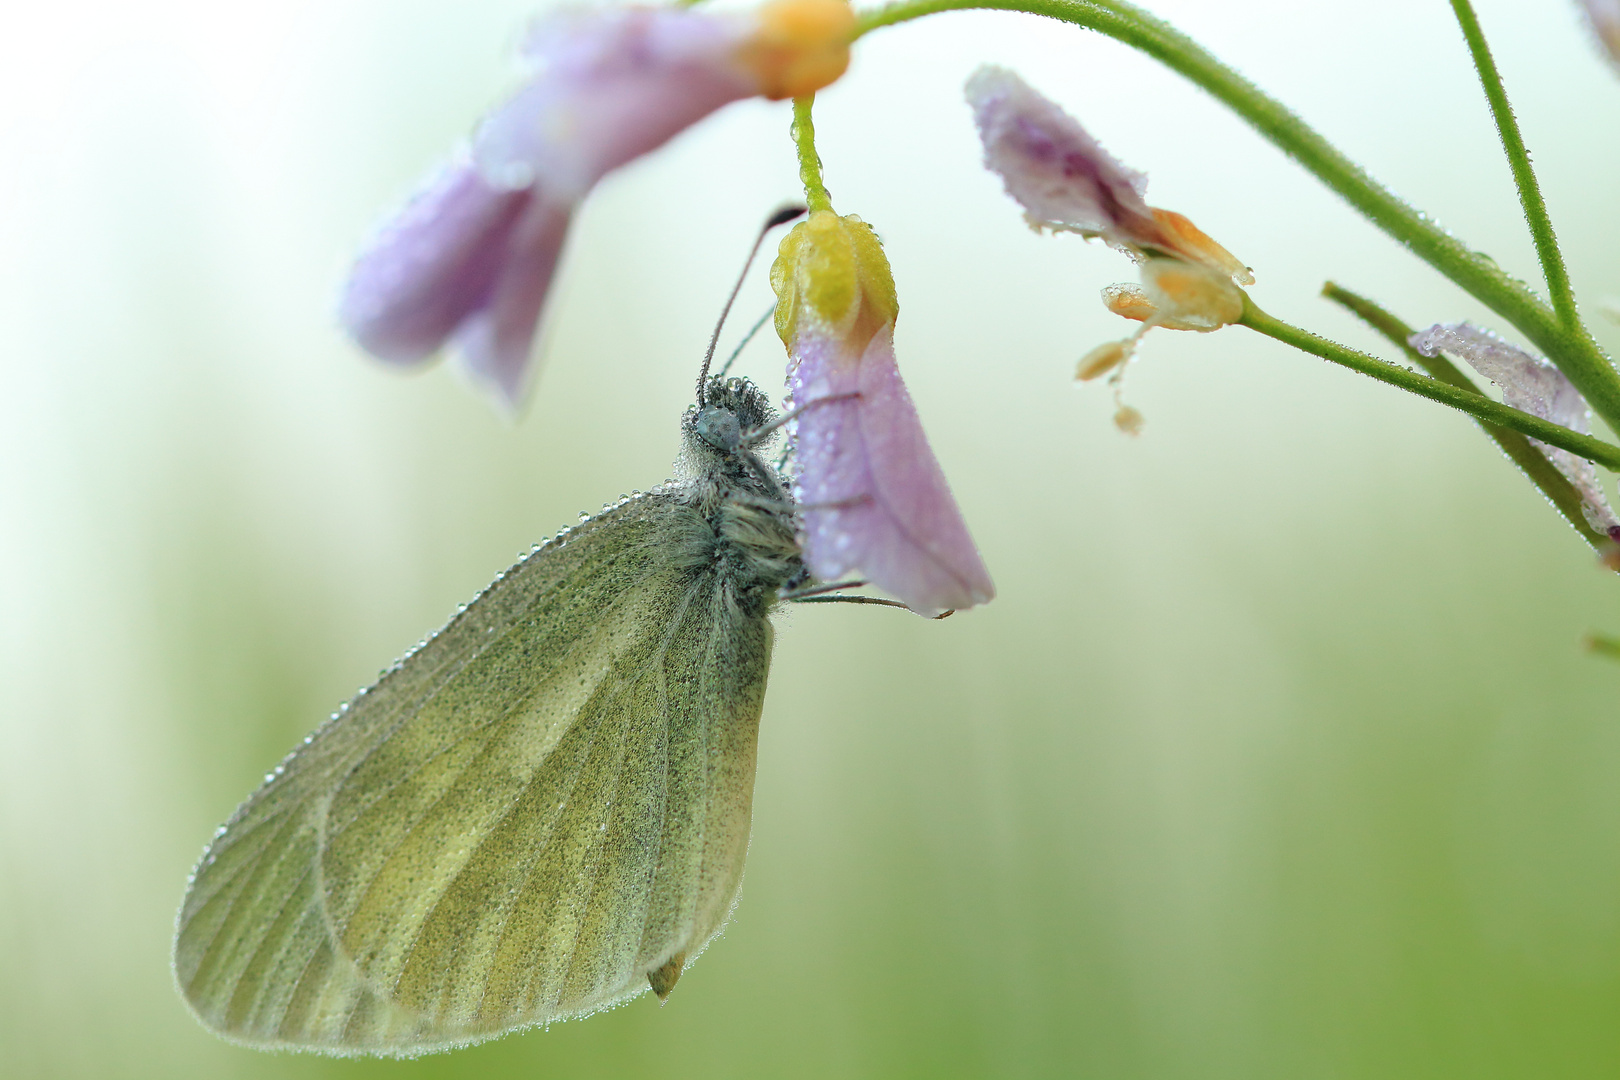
[675,378,804,614]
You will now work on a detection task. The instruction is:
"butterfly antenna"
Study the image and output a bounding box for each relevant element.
[696,204,807,407]
[715,301,777,380]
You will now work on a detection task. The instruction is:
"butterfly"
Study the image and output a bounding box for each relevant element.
[171,207,883,1055]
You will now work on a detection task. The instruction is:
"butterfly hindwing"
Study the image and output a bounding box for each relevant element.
[174,489,772,1054]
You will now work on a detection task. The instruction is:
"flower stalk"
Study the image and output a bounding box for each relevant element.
[1238,295,1620,474]
[1322,282,1607,547]
[792,95,834,213]
[854,0,1620,435]
[1448,0,1579,329]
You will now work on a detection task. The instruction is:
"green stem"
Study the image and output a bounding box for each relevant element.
[1585,632,1620,661]
[791,96,833,213]
[854,0,1620,432]
[1238,294,1620,472]
[1448,0,1578,328]
[1322,281,1605,546]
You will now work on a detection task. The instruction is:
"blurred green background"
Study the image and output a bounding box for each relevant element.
[6,0,1620,1076]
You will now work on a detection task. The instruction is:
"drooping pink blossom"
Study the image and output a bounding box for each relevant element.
[790,323,995,616]
[339,0,856,407]
[965,64,1252,285]
[966,64,1256,434]
[1410,322,1620,532]
[773,210,994,616]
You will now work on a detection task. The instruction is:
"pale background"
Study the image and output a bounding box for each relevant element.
[5,0,1620,1076]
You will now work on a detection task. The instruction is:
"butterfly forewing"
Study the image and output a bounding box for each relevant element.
[175,488,774,1054]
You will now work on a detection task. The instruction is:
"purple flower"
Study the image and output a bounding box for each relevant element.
[965,64,1252,286]
[1410,322,1620,532]
[773,211,995,616]
[339,0,856,407]
[967,64,1256,431]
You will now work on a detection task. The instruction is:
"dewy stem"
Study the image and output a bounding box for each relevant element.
[1448,0,1578,328]
[1322,281,1605,547]
[1238,294,1620,473]
[853,0,1620,433]
[791,96,834,213]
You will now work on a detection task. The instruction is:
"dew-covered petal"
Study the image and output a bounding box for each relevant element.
[452,196,574,408]
[1544,446,1620,533]
[339,155,535,366]
[965,65,1252,284]
[1409,323,1586,429]
[965,64,1154,244]
[1410,321,1620,531]
[791,324,995,616]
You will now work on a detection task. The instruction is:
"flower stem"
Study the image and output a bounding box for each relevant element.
[1322,281,1605,546]
[1237,294,1620,472]
[1585,632,1620,661]
[791,96,834,213]
[853,0,1620,433]
[1447,0,1578,328]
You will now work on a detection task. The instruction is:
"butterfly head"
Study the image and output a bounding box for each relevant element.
[687,377,776,456]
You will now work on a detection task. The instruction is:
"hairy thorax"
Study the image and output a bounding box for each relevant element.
[672,378,806,613]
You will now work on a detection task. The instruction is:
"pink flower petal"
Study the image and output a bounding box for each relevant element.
[453,196,573,408]
[339,154,535,366]
[791,324,995,616]
[340,6,803,407]
[965,64,1155,245]
[1409,323,1588,430]
[474,6,759,199]
[1410,321,1620,532]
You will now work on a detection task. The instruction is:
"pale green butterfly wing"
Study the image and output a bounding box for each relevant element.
[174,490,772,1054]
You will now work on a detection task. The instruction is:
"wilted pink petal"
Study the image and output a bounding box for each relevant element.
[966,64,1153,246]
[790,323,995,617]
[1410,322,1619,531]
[966,64,1253,285]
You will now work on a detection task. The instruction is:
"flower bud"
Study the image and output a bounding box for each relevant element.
[739,0,856,100]
[772,210,898,353]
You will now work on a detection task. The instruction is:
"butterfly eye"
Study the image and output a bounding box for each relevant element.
[695,407,743,452]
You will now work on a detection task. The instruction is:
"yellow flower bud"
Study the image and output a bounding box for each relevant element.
[1113,405,1145,435]
[772,210,898,353]
[740,0,856,100]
